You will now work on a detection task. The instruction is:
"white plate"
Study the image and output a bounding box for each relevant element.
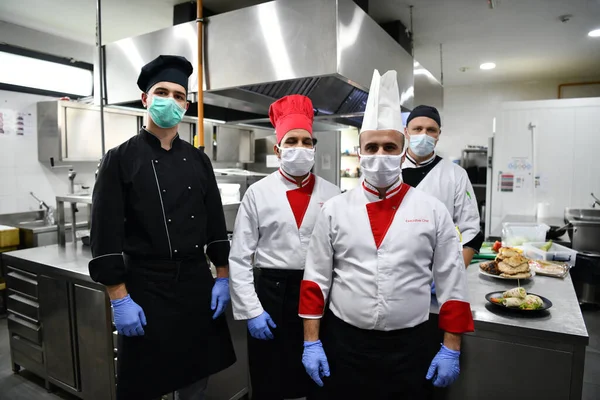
[478,267,535,280]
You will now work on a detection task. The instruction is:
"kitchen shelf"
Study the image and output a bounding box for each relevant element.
[472,184,486,188]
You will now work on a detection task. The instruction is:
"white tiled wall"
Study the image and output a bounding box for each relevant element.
[0,91,97,214]
[436,77,600,160]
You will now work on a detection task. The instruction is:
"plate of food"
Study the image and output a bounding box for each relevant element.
[485,287,552,312]
[479,247,535,280]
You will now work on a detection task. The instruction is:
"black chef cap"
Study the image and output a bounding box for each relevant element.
[406,105,441,128]
[137,55,193,93]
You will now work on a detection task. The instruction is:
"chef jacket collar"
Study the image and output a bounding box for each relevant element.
[362,177,403,201]
[403,151,436,169]
[141,127,181,151]
[279,168,312,188]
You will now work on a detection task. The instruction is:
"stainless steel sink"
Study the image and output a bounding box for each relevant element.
[564,208,600,222]
[17,220,49,228]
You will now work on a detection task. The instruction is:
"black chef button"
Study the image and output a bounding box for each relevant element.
[168,218,172,223]
[174,249,178,253]
[162,189,166,193]
[188,186,191,190]
[195,244,199,248]
[154,160,158,163]
[183,158,187,161]
[191,215,195,219]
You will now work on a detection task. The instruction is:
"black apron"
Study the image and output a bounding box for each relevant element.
[248,268,317,400]
[317,310,432,400]
[116,256,236,400]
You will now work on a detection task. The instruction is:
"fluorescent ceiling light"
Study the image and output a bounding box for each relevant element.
[588,29,600,37]
[0,51,93,96]
[480,62,496,70]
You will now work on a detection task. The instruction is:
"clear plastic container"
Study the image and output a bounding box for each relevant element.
[501,223,550,247]
[523,242,577,266]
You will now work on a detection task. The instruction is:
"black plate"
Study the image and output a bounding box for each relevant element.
[485,291,553,312]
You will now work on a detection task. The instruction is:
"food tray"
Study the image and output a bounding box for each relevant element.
[523,242,577,266]
[528,260,570,279]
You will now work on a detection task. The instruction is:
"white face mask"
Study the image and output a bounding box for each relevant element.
[409,134,437,157]
[359,154,403,188]
[278,147,315,177]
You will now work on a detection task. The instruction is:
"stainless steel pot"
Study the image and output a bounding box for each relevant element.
[564,208,600,252]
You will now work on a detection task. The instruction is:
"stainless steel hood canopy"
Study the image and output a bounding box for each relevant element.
[103,0,414,126]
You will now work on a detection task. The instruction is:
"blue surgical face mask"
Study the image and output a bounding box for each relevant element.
[148,96,186,128]
[409,134,437,157]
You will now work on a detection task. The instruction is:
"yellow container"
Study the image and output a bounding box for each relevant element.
[0,225,19,248]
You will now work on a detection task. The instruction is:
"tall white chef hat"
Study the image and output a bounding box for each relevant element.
[360,69,404,134]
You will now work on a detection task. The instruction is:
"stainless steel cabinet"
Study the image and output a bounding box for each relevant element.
[37,101,140,163]
[75,284,116,400]
[64,107,103,161]
[38,275,77,389]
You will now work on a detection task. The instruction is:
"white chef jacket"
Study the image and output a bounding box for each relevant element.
[403,153,480,246]
[229,169,341,320]
[299,178,474,333]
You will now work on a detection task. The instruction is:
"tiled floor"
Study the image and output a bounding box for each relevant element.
[1,309,600,399]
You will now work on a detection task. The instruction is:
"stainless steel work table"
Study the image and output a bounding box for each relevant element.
[428,264,589,400]
[2,244,249,400]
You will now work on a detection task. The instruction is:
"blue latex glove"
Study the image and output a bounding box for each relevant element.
[111,294,147,337]
[426,344,461,387]
[211,278,230,319]
[302,340,330,387]
[247,311,277,340]
[431,281,436,295]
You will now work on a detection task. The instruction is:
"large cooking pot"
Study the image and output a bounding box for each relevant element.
[564,208,600,252]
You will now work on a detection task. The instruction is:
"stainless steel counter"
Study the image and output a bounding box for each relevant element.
[430,263,588,345]
[3,243,95,284]
[1,244,249,400]
[430,263,589,400]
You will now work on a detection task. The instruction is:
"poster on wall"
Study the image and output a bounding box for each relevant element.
[499,172,514,192]
[0,109,33,136]
[0,109,14,135]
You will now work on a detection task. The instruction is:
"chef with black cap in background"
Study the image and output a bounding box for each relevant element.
[89,55,236,400]
[402,105,484,276]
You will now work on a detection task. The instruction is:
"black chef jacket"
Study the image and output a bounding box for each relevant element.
[89,128,230,286]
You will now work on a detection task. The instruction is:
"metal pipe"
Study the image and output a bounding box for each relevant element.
[557,81,600,98]
[196,0,205,151]
[97,0,106,156]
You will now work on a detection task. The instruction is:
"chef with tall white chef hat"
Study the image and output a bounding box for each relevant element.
[402,105,484,271]
[299,70,474,398]
[228,94,340,400]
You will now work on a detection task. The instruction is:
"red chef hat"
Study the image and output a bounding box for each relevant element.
[269,94,314,144]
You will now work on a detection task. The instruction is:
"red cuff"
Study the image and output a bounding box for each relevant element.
[439,300,475,333]
[299,280,325,316]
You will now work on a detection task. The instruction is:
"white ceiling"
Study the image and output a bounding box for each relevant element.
[0,0,599,86]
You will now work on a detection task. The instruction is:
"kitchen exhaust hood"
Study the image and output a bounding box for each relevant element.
[103,0,414,127]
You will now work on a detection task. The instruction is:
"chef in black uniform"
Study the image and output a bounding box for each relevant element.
[89,55,236,400]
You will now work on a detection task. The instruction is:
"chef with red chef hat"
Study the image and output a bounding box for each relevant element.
[229,94,340,400]
[299,70,475,398]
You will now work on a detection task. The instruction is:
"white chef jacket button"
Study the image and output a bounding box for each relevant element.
[191,215,195,219]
